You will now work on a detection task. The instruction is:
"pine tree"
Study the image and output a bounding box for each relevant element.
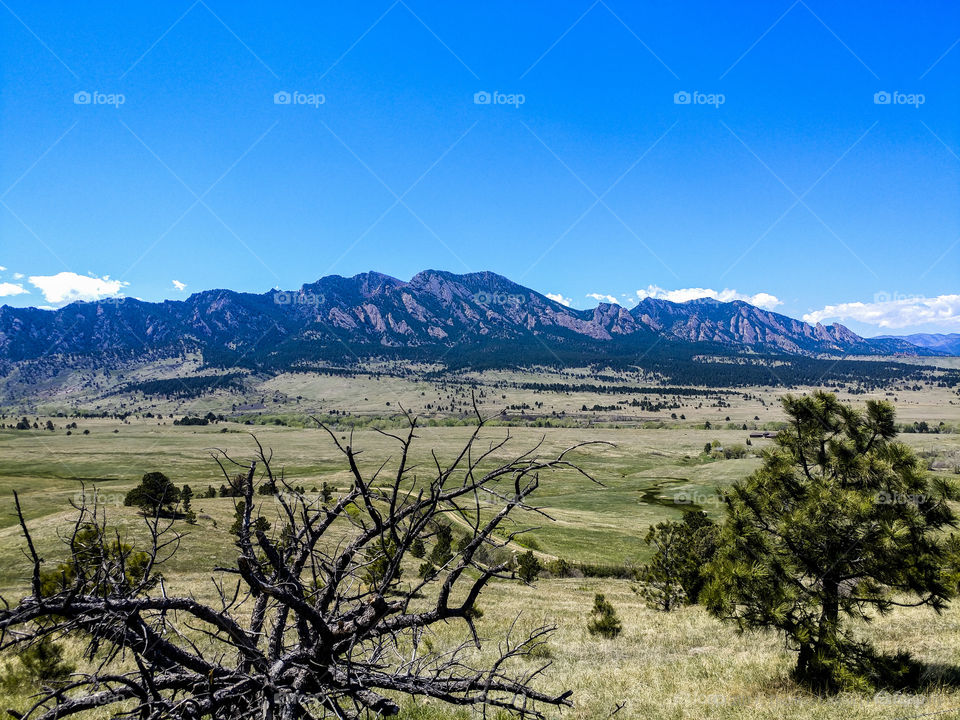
[639,511,718,611]
[363,537,402,589]
[181,484,196,524]
[230,501,271,537]
[1,636,75,692]
[517,550,542,583]
[410,537,426,558]
[586,593,622,639]
[39,523,156,597]
[430,522,453,565]
[123,472,181,517]
[704,392,958,691]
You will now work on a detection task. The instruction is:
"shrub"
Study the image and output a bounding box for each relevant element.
[229,501,271,537]
[586,593,622,639]
[722,444,748,459]
[545,557,573,577]
[517,550,542,583]
[515,535,541,551]
[410,538,426,559]
[429,522,453,565]
[1,636,74,692]
[39,523,156,597]
[363,537,402,589]
[257,479,278,496]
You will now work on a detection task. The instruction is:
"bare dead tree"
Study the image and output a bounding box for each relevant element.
[0,403,607,720]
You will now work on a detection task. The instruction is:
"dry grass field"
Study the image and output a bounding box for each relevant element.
[1,367,959,718]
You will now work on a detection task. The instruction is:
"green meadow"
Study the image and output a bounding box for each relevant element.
[2,373,960,718]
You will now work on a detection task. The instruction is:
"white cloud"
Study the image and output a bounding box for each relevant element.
[0,282,27,297]
[803,294,960,330]
[0,265,6,271]
[586,292,618,304]
[172,279,187,291]
[12,273,23,279]
[28,272,127,304]
[546,292,572,307]
[743,292,782,309]
[635,285,782,310]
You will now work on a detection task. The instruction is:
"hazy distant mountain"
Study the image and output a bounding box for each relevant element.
[876,333,960,355]
[0,270,935,366]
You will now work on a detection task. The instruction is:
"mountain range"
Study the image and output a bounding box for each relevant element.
[875,333,960,355]
[0,270,942,368]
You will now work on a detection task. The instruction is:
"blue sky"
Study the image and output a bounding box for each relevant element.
[1,1,958,335]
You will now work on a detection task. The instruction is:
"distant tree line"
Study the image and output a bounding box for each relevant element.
[120,372,245,398]
[197,333,960,390]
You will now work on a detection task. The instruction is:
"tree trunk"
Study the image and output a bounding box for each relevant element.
[797,643,813,678]
[798,578,840,688]
[820,579,840,651]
